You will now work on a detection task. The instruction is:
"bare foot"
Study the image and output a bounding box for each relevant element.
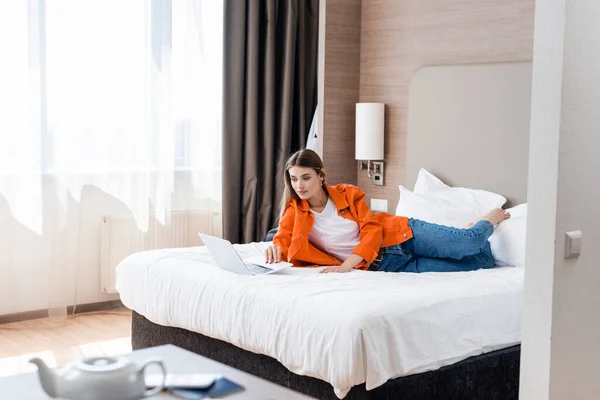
[466,208,511,228]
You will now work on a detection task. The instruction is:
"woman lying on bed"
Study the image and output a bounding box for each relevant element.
[265,149,510,274]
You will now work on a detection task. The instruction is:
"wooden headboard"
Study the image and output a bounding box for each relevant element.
[405,62,532,206]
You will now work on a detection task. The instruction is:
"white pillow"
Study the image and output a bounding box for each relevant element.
[413,168,507,210]
[489,203,527,267]
[396,169,508,228]
[396,185,489,228]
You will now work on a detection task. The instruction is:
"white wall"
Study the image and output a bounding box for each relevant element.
[0,172,215,315]
[520,0,600,398]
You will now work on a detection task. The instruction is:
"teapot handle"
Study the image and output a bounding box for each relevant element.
[140,357,167,397]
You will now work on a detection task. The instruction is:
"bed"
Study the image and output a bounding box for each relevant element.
[117,61,532,399]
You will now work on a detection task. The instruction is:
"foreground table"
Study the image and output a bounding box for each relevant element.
[0,344,316,399]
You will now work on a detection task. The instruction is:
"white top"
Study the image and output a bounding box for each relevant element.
[308,198,360,262]
[116,243,524,399]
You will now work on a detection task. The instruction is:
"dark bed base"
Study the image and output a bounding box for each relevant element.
[132,311,520,400]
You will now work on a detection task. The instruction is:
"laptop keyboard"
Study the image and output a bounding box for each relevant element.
[244,262,273,275]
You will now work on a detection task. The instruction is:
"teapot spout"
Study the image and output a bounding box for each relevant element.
[29,358,58,397]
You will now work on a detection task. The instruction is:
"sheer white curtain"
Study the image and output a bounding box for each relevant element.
[45,0,223,229]
[45,0,175,230]
[0,0,222,316]
[180,1,223,202]
[0,1,44,235]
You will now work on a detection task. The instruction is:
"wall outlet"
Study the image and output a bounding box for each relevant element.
[370,198,388,212]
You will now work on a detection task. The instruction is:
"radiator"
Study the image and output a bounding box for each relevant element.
[100,210,221,294]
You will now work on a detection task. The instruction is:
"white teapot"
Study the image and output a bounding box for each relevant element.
[30,355,166,400]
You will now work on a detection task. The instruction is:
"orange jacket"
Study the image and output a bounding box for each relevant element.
[273,184,413,269]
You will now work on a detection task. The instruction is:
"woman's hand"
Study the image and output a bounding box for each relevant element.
[264,244,282,263]
[319,264,355,274]
[319,254,364,273]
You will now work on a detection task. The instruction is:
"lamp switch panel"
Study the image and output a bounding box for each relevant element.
[370,198,388,212]
[372,161,384,186]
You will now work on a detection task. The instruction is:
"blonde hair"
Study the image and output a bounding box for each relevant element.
[278,149,327,221]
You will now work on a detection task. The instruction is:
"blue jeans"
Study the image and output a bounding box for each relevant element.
[373,218,495,273]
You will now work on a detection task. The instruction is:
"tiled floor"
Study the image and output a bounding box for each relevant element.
[0,307,132,377]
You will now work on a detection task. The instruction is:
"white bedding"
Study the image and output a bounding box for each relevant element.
[116,242,523,398]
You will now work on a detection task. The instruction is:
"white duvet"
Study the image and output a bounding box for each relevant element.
[116,242,523,398]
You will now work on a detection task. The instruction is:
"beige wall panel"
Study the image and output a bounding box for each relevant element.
[358,0,534,203]
[319,0,362,185]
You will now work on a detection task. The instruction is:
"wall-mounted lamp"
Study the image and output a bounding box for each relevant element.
[355,103,384,185]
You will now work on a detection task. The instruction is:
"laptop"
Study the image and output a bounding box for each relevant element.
[198,233,292,276]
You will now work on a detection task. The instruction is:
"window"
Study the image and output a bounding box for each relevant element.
[0,0,223,232]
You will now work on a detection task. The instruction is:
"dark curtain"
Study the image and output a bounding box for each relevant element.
[222,0,319,243]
